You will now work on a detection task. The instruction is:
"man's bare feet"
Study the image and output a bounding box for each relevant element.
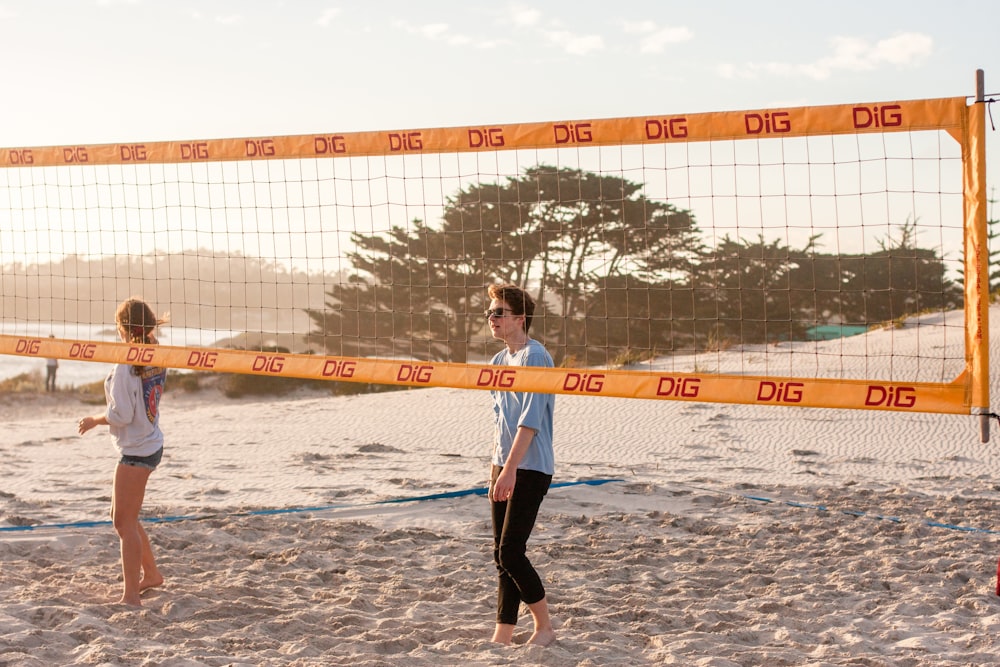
[491,623,515,645]
[527,628,556,646]
[525,598,555,646]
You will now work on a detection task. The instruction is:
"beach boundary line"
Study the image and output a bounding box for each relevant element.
[0,477,626,535]
[676,482,1000,536]
[5,478,998,538]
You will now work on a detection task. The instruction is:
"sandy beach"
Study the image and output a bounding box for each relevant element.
[4,307,1000,666]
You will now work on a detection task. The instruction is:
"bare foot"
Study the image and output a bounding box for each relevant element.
[139,574,164,593]
[491,623,515,645]
[117,594,143,607]
[527,628,556,646]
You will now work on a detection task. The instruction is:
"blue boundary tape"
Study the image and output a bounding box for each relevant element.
[739,492,1000,535]
[0,478,626,534]
[7,479,994,538]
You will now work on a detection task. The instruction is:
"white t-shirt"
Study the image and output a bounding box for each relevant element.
[104,363,167,457]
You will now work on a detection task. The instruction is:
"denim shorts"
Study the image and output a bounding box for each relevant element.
[119,447,163,471]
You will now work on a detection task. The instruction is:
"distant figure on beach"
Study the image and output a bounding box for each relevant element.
[77,297,168,607]
[45,335,58,392]
[484,283,557,647]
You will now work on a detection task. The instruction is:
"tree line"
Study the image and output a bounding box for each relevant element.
[0,252,328,339]
[305,165,962,366]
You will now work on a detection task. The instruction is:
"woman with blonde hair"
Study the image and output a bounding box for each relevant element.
[78,297,168,606]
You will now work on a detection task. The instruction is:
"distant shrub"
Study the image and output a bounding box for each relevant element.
[611,348,655,368]
[168,370,202,392]
[328,381,410,397]
[0,371,43,393]
[558,354,580,369]
[74,379,106,404]
[221,372,415,398]
[220,373,304,398]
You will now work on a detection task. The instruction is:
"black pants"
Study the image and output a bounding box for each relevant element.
[490,465,552,625]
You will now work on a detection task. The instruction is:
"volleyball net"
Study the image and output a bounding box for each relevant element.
[0,95,989,419]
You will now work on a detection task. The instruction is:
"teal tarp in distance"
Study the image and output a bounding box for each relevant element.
[805,325,869,341]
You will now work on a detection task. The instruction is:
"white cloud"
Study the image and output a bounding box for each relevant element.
[543,30,604,56]
[716,63,737,79]
[823,36,871,71]
[871,32,934,65]
[510,5,541,27]
[622,20,694,53]
[637,26,693,54]
[718,32,933,81]
[621,19,693,53]
[418,23,450,39]
[316,8,341,28]
[215,14,242,26]
[399,21,491,48]
[400,4,606,56]
[622,20,657,34]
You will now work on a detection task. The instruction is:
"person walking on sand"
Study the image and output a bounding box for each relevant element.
[45,335,58,392]
[484,283,557,647]
[77,297,168,607]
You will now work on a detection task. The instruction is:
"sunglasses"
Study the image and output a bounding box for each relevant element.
[484,307,513,319]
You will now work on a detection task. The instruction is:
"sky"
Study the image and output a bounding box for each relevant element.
[0,0,997,229]
[0,0,996,369]
[1,2,996,146]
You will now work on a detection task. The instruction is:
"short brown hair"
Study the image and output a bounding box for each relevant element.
[488,283,536,333]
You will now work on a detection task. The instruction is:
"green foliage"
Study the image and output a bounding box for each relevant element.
[557,353,580,369]
[0,371,43,392]
[0,370,108,397]
[220,373,307,398]
[218,372,409,398]
[76,387,107,404]
[306,165,961,366]
[988,189,1000,296]
[611,348,655,368]
[168,370,202,392]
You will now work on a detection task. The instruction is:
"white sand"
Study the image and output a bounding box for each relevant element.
[3,308,1000,665]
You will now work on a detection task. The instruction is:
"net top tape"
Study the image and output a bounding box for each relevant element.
[0,97,967,168]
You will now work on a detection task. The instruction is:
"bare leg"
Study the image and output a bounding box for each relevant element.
[112,463,154,606]
[526,597,556,646]
[491,623,515,645]
[137,522,163,592]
